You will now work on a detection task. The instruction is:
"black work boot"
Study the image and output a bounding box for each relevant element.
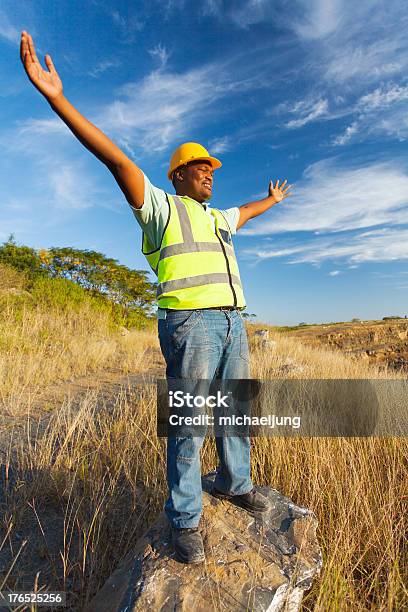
[212,486,270,515]
[171,527,205,564]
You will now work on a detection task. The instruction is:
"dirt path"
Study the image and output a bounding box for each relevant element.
[0,347,165,463]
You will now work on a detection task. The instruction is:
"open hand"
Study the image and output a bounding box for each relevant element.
[268,179,293,204]
[20,31,63,101]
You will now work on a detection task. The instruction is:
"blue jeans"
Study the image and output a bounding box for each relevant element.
[158,308,253,529]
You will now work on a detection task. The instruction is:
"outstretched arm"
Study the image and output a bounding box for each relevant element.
[236,179,293,230]
[20,31,145,208]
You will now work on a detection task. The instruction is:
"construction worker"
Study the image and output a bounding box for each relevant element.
[20,32,293,564]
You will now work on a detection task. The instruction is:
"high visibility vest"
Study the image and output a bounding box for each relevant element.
[142,194,246,309]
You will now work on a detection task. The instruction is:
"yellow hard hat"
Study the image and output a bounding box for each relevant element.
[167,142,222,180]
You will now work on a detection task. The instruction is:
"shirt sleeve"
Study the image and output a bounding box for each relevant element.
[220,207,240,235]
[129,172,169,250]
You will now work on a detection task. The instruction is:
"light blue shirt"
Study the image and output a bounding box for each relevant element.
[129,172,240,252]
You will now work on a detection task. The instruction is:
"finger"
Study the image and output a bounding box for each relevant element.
[27,33,40,65]
[20,34,28,63]
[275,179,280,189]
[282,184,293,193]
[20,32,31,62]
[45,54,57,74]
[281,179,287,188]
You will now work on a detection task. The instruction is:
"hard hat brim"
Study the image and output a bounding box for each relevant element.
[168,156,222,180]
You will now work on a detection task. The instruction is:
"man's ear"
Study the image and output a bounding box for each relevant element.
[174,168,184,183]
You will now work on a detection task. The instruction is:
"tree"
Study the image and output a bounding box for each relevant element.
[241,312,257,320]
[41,246,156,314]
[0,237,157,316]
[0,235,47,281]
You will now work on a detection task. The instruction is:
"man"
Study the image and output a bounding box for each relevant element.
[20,32,292,564]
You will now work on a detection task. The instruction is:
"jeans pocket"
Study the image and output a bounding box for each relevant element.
[239,326,250,362]
[166,310,202,350]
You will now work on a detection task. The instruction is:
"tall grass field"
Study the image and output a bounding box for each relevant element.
[0,264,406,611]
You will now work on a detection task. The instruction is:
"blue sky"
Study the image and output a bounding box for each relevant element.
[1,0,408,325]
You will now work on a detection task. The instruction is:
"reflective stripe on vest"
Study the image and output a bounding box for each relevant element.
[141,193,246,309]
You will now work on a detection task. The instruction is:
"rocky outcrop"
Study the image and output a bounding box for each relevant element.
[288,320,408,371]
[86,473,322,612]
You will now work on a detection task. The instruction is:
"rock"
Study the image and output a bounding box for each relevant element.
[262,339,277,350]
[254,330,269,340]
[254,331,276,351]
[289,320,408,372]
[86,473,322,612]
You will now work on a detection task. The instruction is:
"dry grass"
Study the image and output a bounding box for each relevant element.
[0,300,157,415]
[0,311,407,610]
[247,325,404,380]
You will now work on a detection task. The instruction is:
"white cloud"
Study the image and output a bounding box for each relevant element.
[285,99,329,128]
[357,83,408,112]
[148,43,170,68]
[0,10,19,44]
[332,82,408,146]
[332,121,359,146]
[329,270,341,276]
[243,227,408,266]
[108,7,144,38]
[110,9,126,28]
[208,136,231,155]
[93,61,258,154]
[0,120,111,216]
[198,0,274,28]
[291,0,344,40]
[324,40,405,85]
[88,59,121,78]
[17,118,69,137]
[46,164,100,210]
[242,157,408,235]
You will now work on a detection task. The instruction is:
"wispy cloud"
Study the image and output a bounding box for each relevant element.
[0,10,19,44]
[93,2,144,42]
[88,59,121,78]
[0,120,112,217]
[243,157,408,235]
[93,59,261,154]
[291,0,344,40]
[332,121,359,146]
[284,98,329,128]
[332,82,408,146]
[17,118,69,137]
[289,0,408,87]
[208,136,232,155]
[243,227,408,266]
[46,164,101,210]
[357,83,408,111]
[197,0,273,28]
[148,43,170,68]
[324,39,405,85]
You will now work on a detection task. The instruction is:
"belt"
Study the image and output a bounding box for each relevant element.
[157,306,241,320]
[200,306,238,311]
[158,306,240,313]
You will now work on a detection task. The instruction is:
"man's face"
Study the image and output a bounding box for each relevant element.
[174,161,214,202]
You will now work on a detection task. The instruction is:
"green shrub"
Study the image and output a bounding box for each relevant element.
[0,235,47,282]
[31,276,89,311]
